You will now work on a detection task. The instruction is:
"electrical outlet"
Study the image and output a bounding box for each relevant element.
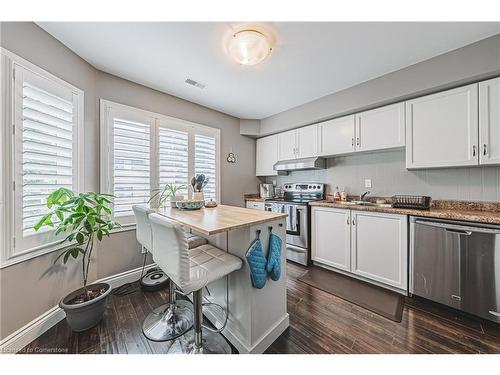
[364,179,372,188]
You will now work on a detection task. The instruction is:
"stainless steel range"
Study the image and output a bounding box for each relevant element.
[265,183,325,266]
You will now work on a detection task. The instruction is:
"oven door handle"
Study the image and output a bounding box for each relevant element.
[286,208,301,236]
[286,244,307,254]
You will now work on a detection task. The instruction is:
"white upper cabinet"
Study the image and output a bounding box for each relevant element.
[479,77,500,165]
[318,115,355,156]
[355,103,405,152]
[296,124,318,158]
[318,104,405,157]
[277,129,297,161]
[277,124,318,160]
[406,84,479,169]
[256,134,278,176]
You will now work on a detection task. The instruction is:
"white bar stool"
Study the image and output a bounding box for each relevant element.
[133,205,207,342]
[149,213,242,354]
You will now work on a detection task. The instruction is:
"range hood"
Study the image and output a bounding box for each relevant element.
[273,157,326,172]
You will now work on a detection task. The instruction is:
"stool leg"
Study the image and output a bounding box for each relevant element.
[167,287,232,354]
[193,289,203,351]
[142,280,193,342]
[169,281,176,308]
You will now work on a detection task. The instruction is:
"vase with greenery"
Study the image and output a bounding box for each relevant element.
[148,183,186,208]
[34,187,121,332]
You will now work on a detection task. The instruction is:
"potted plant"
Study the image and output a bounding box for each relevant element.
[149,183,186,208]
[34,188,120,332]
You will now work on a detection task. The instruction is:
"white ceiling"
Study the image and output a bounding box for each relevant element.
[37,22,500,119]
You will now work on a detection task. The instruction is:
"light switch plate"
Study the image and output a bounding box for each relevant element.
[364,179,372,188]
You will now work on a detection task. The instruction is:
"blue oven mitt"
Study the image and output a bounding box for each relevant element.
[266,227,282,281]
[245,230,267,289]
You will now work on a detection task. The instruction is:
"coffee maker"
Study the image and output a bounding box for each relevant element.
[259,183,274,199]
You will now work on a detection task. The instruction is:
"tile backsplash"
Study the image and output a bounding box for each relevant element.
[266,150,500,202]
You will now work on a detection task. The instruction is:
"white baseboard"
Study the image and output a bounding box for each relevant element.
[0,263,157,354]
[0,306,66,354]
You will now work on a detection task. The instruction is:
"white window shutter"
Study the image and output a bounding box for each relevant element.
[100,101,220,225]
[112,118,151,218]
[21,83,74,234]
[195,134,217,202]
[158,126,189,200]
[10,61,83,260]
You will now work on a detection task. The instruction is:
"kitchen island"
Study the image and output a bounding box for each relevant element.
[158,205,288,354]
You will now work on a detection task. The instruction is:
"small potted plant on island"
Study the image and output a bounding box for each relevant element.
[149,183,187,209]
[34,188,120,332]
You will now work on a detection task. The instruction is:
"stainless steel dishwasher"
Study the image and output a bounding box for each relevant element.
[410,217,500,323]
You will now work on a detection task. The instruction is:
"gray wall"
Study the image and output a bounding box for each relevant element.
[267,150,500,202]
[0,21,99,341]
[0,22,260,340]
[261,33,500,203]
[259,33,500,135]
[95,71,260,207]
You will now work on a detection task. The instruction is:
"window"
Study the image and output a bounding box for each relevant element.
[158,125,189,199]
[112,117,151,218]
[1,48,84,267]
[100,100,220,227]
[195,134,217,202]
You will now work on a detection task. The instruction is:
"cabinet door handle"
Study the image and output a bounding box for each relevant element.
[483,144,487,156]
[351,138,354,147]
[352,218,356,226]
[356,137,360,147]
[472,145,477,157]
[347,217,350,225]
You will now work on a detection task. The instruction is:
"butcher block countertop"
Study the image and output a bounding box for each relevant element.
[310,199,500,225]
[157,204,287,235]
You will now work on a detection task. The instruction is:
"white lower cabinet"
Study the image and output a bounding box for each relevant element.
[312,207,408,293]
[351,211,408,291]
[245,201,265,210]
[311,207,351,271]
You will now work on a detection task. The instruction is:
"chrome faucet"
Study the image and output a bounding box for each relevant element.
[360,191,371,201]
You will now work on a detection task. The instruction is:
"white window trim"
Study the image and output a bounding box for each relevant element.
[0,48,84,269]
[100,99,221,231]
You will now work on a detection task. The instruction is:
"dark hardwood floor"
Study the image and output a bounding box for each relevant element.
[21,262,500,354]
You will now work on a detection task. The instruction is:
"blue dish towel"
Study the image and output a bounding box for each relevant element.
[266,230,282,281]
[245,231,267,289]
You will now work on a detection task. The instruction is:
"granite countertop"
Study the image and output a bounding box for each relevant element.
[244,193,266,202]
[309,199,500,225]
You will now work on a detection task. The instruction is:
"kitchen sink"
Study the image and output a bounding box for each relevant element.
[339,200,390,207]
[340,200,376,206]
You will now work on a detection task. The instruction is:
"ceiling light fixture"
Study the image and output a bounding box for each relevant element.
[227,30,272,66]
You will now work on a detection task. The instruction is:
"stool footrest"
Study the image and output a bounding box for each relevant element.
[201,302,228,333]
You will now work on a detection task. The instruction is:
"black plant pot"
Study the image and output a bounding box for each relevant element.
[59,282,111,332]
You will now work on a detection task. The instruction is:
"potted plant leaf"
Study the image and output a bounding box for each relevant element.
[148,183,186,209]
[34,187,121,332]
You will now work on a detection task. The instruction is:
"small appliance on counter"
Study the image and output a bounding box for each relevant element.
[260,183,275,199]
